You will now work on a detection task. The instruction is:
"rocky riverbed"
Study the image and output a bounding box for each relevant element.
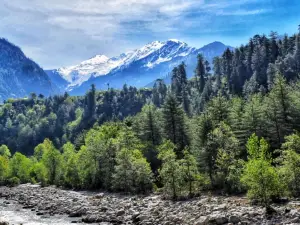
[0,184,300,225]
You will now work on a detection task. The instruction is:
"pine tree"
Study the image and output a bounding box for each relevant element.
[181,149,203,197]
[242,94,265,139]
[152,79,167,107]
[158,140,184,199]
[171,63,190,113]
[195,54,206,94]
[264,74,293,149]
[162,93,189,157]
[269,31,279,63]
[281,34,290,56]
[267,63,277,90]
[206,93,229,125]
[213,57,222,93]
[293,33,300,74]
[222,48,233,88]
[246,38,254,79]
[134,104,162,171]
[230,49,246,95]
[252,45,268,88]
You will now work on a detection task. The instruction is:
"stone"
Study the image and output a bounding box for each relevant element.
[229,215,241,224]
[0,222,9,225]
[195,216,209,225]
[116,209,125,216]
[69,207,87,217]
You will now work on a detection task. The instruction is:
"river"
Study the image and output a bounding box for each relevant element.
[0,199,86,225]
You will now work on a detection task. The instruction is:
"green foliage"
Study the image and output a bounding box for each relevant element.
[31,161,48,186]
[162,93,189,157]
[36,139,63,185]
[282,133,300,153]
[113,148,153,193]
[200,122,240,190]
[8,152,32,183]
[241,134,285,207]
[278,150,300,197]
[0,155,9,183]
[0,145,11,158]
[181,149,206,196]
[158,140,184,199]
[7,176,20,187]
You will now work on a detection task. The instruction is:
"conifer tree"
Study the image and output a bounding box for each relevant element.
[162,93,189,157]
[158,140,184,199]
[195,54,206,94]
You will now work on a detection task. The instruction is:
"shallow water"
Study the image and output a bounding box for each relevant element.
[0,199,85,225]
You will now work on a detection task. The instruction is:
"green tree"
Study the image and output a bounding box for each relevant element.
[278,149,300,197]
[195,54,206,94]
[8,152,32,183]
[85,123,121,189]
[37,139,63,185]
[0,145,11,158]
[282,133,300,153]
[180,149,203,197]
[162,93,189,157]
[134,104,162,171]
[158,140,184,199]
[0,155,9,183]
[113,148,153,193]
[241,134,284,208]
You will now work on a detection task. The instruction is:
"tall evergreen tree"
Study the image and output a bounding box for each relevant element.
[162,93,189,157]
[195,54,206,94]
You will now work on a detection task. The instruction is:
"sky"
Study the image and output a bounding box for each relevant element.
[1,0,300,69]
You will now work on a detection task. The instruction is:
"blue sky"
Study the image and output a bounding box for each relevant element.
[1,0,300,69]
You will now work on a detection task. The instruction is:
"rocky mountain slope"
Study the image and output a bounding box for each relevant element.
[47,40,233,95]
[0,38,57,101]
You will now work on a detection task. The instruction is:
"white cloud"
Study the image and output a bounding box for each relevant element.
[0,0,271,68]
[217,9,270,16]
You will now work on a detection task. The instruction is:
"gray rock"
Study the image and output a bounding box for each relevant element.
[195,216,209,225]
[0,222,9,225]
[116,209,125,216]
[229,215,241,224]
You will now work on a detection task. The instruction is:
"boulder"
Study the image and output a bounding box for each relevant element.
[229,215,241,224]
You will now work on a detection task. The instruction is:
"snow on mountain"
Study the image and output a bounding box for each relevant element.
[47,39,232,94]
[56,54,125,88]
[49,39,196,91]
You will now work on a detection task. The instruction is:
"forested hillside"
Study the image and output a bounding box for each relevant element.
[1,29,300,207]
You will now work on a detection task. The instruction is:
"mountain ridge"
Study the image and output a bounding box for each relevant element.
[0,38,58,101]
[46,40,233,95]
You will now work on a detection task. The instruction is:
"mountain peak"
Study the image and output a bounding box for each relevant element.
[167,39,184,44]
[199,41,233,52]
[83,55,109,65]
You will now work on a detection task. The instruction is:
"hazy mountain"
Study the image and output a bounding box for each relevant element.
[0,38,57,101]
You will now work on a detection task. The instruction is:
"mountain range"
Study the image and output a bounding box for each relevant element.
[0,38,233,100]
[46,40,233,95]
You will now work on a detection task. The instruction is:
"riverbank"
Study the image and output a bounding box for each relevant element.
[0,184,300,225]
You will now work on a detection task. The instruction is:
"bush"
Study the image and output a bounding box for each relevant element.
[241,134,286,207]
[7,177,20,187]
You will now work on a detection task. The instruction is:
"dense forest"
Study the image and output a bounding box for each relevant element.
[1,29,300,208]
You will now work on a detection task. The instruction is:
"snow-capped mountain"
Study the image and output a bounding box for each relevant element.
[0,38,57,101]
[47,39,233,95]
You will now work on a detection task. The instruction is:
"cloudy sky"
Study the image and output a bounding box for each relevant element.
[1,0,300,69]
